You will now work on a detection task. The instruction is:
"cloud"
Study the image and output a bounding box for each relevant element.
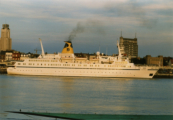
[104,1,160,29]
[0,0,84,24]
[1,0,171,27]
[143,4,173,10]
[0,0,172,56]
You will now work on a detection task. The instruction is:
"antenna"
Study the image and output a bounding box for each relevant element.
[135,32,137,38]
[121,30,122,37]
[34,48,41,54]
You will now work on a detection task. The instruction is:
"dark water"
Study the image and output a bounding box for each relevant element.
[0,74,173,119]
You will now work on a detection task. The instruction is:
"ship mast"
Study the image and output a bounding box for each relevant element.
[39,38,45,57]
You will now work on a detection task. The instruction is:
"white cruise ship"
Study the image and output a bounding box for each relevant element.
[7,39,159,78]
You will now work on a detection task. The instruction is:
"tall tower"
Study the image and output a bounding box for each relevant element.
[0,24,12,51]
[119,36,138,58]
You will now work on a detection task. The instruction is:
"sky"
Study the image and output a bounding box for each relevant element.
[0,0,172,57]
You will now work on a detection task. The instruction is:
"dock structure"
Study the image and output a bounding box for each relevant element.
[6,111,173,120]
[154,67,173,78]
[0,63,7,74]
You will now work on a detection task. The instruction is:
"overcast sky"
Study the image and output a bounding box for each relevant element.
[0,0,172,57]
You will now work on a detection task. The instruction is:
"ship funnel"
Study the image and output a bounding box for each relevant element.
[61,41,74,53]
[39,38,45,57]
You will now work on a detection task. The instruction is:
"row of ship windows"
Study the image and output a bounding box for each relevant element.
[18,63,129,68]
[28,60,127,64]
[16,70,133,74]
[29,60,58,62]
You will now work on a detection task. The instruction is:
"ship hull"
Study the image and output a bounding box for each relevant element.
[7,67,158,78]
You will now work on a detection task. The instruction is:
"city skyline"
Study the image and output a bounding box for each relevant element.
[0,0,172,57]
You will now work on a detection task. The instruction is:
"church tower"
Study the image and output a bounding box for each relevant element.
[0,24,12,51]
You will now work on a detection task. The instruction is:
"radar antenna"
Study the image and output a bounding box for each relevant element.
[34,48,41,54]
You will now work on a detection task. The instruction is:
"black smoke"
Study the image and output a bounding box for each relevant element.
[68,22,85,41]
[67,20,106,41]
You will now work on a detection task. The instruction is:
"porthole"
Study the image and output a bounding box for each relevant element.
[149,73,153,76]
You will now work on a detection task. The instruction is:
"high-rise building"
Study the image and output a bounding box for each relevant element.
[119,36,138,58]
[0,24,12,51]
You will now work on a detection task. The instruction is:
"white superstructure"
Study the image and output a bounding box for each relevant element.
[7,39,159,78]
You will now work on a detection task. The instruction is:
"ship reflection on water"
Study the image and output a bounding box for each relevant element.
[61,77,75,109]
[0,75,173,119]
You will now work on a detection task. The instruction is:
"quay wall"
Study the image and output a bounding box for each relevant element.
[0,68,7,74]
[154,68,173,78]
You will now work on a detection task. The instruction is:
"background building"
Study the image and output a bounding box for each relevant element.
[146,55,163,66]
[5,52,13,61]
[0,24,12,51]
[20,53,31,61]
[169,59,173,67]
[0,50,13,62]
[12,51,21,61]
[0,51,5,62]
[163,57,172,66]
[119,36,138,58]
